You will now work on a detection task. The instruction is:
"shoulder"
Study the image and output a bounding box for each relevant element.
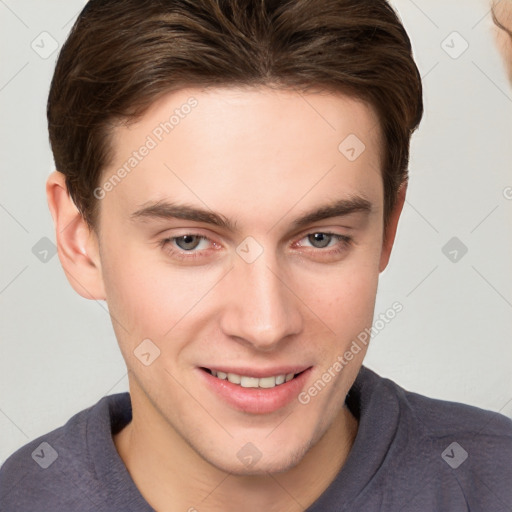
[384,371,512,441]
[0,393,132,512]
[367,367,512,509]
[359,366,512,438]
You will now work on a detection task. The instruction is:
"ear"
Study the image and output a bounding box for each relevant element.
[379,181,407,272]
[46,170,106,300]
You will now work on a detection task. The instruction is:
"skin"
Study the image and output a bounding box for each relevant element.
[493,0,512,81]
[46,87,405,512]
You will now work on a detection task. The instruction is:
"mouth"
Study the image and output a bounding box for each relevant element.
[198,366,312,414]
[200,367,306,389]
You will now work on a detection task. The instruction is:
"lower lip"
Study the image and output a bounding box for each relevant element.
[198,368,312,414]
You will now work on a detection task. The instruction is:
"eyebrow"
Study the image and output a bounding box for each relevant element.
[130,196,373,233]
[289,196,372,230]
[131,201,237,231]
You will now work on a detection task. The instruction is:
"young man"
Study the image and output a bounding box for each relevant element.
[1,0,511,510]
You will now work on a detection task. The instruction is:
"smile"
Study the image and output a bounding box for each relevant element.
[203,368,299,388]
[199,366,312,414]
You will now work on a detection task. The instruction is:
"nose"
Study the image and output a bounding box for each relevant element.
[219,251,303,351]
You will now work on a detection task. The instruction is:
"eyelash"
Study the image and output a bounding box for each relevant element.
[158,232,353,261]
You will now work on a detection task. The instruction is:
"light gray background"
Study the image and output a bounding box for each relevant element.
[1,0,511,464]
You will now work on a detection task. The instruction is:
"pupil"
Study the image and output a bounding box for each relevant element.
[309,233,331,248]
[177,235,200,250]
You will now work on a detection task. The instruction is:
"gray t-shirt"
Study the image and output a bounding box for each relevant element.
[1,366,511,511]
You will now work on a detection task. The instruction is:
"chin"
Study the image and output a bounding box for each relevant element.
[202,435,316,476]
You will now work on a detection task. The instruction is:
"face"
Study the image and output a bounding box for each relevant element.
[93,86,393,474]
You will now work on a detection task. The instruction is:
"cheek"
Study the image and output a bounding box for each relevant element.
[305,272,377,340]
[291,248,381,338]
[99,239,221,344]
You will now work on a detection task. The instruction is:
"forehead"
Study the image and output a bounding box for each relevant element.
[102,86,384,229]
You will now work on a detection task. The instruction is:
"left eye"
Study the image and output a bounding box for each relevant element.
[299,232,349,249]
[172,234,209,251]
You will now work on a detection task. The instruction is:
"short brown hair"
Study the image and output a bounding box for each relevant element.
[47,0,423,230]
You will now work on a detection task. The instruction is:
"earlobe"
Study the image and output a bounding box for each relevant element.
[379,182,407,272]
[46,170,106,300]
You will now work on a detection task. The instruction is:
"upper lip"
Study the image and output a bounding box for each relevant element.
[201,366,311,378]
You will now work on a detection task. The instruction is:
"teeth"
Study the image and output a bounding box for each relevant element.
[258,376,277,388]
[241,376,260,388]
[227,373,241,384]
[209,369,297,388]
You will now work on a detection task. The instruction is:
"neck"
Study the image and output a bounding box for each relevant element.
[114,388,358,512]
